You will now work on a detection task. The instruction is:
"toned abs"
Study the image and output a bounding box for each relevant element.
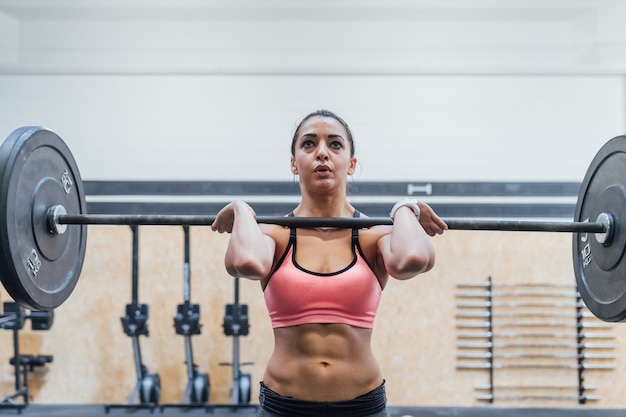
[263,323,383,402]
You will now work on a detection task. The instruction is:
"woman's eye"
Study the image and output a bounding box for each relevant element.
[330,141,344,149]
[302,139,315,148]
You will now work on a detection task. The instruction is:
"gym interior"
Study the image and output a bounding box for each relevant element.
[1,1,626,416]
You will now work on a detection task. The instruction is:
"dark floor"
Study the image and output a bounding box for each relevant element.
[0,404,624,417]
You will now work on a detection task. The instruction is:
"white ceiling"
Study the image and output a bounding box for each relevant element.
[0,0,624,74]
[0,0,616,21]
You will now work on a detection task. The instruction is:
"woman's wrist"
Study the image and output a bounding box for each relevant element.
[390,197,421,221]
[233,200,256,218]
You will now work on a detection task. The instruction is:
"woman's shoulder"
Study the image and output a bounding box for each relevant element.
[354,212,391,283]
[355,211,392,245]
[259,223,290,240]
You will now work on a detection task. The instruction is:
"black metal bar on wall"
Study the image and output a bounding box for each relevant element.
[84,181,580,197]
[83,181,580,219]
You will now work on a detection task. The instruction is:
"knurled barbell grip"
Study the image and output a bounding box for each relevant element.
[52,207,607,233]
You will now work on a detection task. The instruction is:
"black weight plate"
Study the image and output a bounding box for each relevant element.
[0,127,87,311]
[140,373,161,404]
[190,373,210,404]
[589,185,626,271]
[573,135,626,322]
[238,373,251,404]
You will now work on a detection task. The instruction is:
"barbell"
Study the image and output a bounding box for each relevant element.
[0,126,625,321]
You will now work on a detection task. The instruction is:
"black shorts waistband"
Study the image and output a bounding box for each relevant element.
[258,381,387,417]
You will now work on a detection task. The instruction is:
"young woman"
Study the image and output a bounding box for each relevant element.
[212,109,447,417]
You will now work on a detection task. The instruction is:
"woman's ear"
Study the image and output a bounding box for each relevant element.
[291,157,298,175]
[348,157,357,175]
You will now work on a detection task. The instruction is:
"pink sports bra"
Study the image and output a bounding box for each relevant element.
[263,210,382,329]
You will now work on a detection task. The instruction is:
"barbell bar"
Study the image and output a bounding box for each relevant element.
[475,394,601,401]
[457,352,616,359]
[474,384,599,390]
[456,341,617,349]
[1,126,626,320]
[456,290,580,297]
[456,301,584,308]
[457,331,616,339]
[51,210,608,232]
[456,322,612,329]
[456,311,596,318]
[457,282,577,287]
[456,363,616,370]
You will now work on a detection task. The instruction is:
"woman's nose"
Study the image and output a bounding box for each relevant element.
[316,143,329,160]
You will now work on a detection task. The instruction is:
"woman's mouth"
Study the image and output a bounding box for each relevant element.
[314,165,331,175]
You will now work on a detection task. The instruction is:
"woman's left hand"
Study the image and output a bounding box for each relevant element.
[417,202,448,236]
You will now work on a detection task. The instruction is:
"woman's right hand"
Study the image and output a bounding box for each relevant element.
[211,200,256,234]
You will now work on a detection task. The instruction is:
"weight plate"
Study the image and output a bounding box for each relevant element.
[190,373,210,404]
[0,127,87,311]
[140,373,161,404]
[238,373,251,404]
[573,135,626,322]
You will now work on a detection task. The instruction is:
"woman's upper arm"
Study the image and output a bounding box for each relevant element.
[225,226,277,280]
[375,224,435,280]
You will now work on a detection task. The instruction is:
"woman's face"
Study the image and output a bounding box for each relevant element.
[290,116,356,191]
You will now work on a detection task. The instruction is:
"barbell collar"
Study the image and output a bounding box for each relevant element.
[49,205,608,233]
[47,204,67,235]
[595,212,614,245]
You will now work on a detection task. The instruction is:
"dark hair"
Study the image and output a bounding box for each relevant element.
[291,109,355,157]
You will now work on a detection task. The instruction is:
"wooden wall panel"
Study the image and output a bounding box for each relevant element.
[1,227,624,407]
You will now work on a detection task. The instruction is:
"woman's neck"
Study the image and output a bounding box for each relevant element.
[294,195,353,218]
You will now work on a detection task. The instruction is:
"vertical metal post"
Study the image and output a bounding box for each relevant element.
[183,226,190,304]
[12,328,23,403]
[131,338,144,397]
[182,226,195,388]
[131,225,139,303]
[576,291,586,405]
[129,225,144,402]
[487,276,494,404]
[234,276,240,305]
[231,277,241,405]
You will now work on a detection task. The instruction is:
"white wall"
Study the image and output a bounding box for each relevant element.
[0,0,625,182]
[0,74,623,182]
